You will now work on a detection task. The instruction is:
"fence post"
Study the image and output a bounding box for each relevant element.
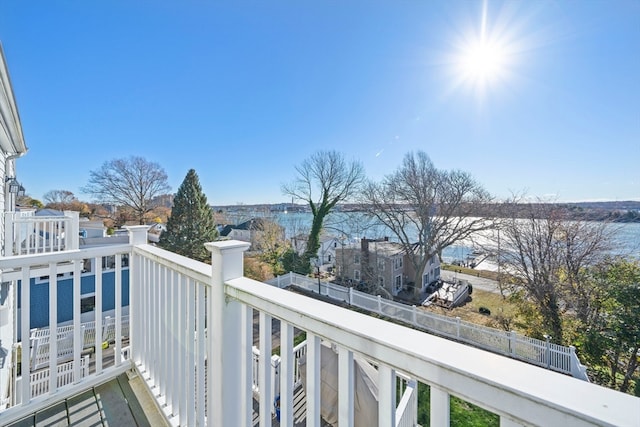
[509,331,517,356]
[412,305,417,326]
[544,335,551,368]
[456,317,461,338]
[377,295,382,315]
[271,355,281,416]
[568,345,589,381]
[348,287,353,306]
[206,240,251,427]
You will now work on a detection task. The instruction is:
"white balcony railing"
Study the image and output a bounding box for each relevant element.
[4,211,79,256]
[0,227,638,427]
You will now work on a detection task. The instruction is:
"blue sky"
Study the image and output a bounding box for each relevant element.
[1,1,638,205]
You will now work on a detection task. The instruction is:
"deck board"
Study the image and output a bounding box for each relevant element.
[67,390,103,426]
[34,401,67,426]
[94,379,139,427]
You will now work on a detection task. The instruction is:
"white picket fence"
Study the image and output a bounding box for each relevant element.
[267,272,589,381]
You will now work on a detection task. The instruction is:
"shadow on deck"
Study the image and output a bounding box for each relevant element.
[6,371,167,427]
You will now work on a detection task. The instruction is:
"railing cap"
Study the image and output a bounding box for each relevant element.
[205,240,251,253]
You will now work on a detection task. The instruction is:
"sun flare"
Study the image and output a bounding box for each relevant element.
[445,0,521,97]
[457,39,507,84]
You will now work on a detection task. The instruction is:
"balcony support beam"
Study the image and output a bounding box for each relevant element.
[259,312,273,425]
[48,263,58,395]
[500,416,526,427]
[338,346,354,427]
[378,364,396,427]
[306,333,321,427]
[20,267,30,405]
[280,321,294,426]
[206,241,251,427]
[240,305,254,427]
[431,385,450,427]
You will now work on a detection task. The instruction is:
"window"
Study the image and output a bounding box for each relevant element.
[394,257,403,270]
[334,242,337,248]
[378,276,384,287]
[394,275,402,293]
[354,270,360,281]
[81,295,95,313]
[377,259,385,271]
[354,254,360,264]
[328,254,332,262]
[103,256,116,270]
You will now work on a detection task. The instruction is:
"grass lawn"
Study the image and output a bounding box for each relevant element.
[417,382,499,427]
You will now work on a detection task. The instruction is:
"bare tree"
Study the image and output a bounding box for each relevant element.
[82,156,171,225]
[362,151,494,297]
[43,189,76,207]
[43,189,89,214]
[495,199,615,343]
[282,150,365,271]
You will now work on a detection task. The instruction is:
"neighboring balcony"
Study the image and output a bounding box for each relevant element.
[4,211,80,256]
[0,226,637,426]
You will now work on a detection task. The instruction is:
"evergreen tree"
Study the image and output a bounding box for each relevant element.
[159,169,218,262]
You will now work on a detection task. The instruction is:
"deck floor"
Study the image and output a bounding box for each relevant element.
[6,372,166,427]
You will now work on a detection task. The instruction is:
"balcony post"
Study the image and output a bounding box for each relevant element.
[430,385,450,426]
[206,240,251,427]
[64,210,80,250]
[338,346,354,426]
[378,364,396,426]
[126,225,148,246]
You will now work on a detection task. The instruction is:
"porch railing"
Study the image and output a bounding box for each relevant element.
[0,229,637,427]
[4,211,79,256]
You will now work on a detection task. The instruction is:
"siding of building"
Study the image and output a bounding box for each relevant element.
[17,269,130,330]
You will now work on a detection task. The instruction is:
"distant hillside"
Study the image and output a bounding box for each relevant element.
[562,201,640,223]
[564,201,640,210]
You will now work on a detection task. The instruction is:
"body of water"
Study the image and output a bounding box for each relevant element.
[273,211,640,261]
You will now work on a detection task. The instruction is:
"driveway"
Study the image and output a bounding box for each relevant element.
[440,270,507,295]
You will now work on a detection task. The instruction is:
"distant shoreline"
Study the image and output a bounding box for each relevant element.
[213,201,640,224]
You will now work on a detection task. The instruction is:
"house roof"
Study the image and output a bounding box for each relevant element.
[35,208,65,216]
[341,240,407,257]
[219,224,234,237]
[221,218,282,236]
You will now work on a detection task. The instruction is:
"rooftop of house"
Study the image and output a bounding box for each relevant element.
[340,238,407,258]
